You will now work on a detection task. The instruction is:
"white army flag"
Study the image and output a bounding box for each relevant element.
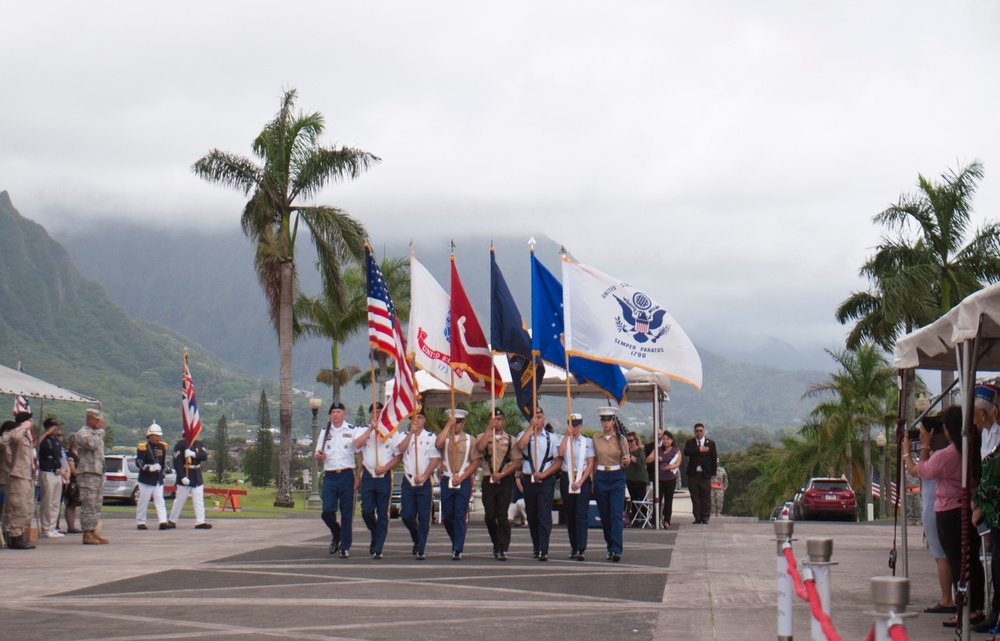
[407,254,476,395]
[562,257,702,390]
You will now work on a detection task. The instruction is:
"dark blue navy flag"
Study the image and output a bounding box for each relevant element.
[530,252,627,404]
[491,248,545,419]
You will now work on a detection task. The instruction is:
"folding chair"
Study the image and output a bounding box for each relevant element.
[630,484,654,528]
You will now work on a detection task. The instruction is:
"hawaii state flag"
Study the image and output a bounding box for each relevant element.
[491,247,544,419]
[182,352,202,447]
[407,253,476,394]
[562,257,702,390]
[450,255,504,396]
[367,245,416,438]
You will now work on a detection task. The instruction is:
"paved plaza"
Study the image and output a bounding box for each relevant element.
[0,509,957,641]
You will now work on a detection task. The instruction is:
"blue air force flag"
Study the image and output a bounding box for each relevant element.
[562,257,702,391]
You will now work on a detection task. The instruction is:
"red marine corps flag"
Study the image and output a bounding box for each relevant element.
[450,254,504,396]
[182,351,202,447]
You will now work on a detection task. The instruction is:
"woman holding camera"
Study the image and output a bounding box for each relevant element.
[903,405,984,628]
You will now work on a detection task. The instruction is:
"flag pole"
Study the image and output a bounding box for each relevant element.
[182,351,190,481]
[370,352,379,465]
[564,349,574,487]
[529,238,538,419]
[449,240,458,471]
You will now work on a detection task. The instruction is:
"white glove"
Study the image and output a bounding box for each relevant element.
[180,477,190,486]
[185,449,197,458]
[147,463,161,472]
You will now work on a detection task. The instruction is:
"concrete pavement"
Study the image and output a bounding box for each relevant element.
[0,508,959,641]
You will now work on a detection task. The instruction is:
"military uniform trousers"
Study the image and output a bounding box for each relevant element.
[136,482,167,525]
[560,473,592,554]
[4,477,33,537]
[523,475,556,555]
[594,469,626,555]
[440,475,472,554]
[360,469,392,554]
[78,472,104,532]
[321,470,355,551]
[400,477,432,554]
[170,484,207,524]
[711,488,725,515]
[481,475,514,553]
[38,469,63,533]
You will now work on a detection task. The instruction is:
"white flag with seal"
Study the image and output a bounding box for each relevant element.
[562,256,702,390]
[407,254,476,394]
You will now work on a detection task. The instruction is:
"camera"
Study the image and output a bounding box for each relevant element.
[907,414,943,441]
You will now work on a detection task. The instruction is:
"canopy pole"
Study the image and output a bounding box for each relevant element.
[652,383,660,530]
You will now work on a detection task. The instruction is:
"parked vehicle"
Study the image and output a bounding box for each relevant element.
[794,477,857,521]
[103,455,177,505]
[769,501,795,521]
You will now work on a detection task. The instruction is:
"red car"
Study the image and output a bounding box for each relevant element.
[795,477,857,521]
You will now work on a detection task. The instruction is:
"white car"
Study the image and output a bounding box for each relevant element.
[103,455,177,504]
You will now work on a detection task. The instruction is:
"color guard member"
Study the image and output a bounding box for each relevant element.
[314,401,359,558]
[135,421,169,530]
[592,406,629,562]
[476,407,522,561]
[435,408,482,560]
[354,402,403,559]
[559,412,595,561]
[516,407,562,561]
[396,408,440,560]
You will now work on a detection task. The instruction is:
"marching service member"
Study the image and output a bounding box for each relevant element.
[476,407,521,561]
[353,402,403,559]
[592,406,629,562]
[559,412,595,561]
[396,407,440,560]
[435,408,482,560]
[168,436,212,530]
[314,401,359,558]
[516,407,562,561]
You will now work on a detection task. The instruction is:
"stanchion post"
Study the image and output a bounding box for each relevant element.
[801,538,836,641]
[867,576,915,641]
[775,520,795,641]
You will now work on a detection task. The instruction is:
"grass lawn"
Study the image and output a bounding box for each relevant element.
[103,485,332,518]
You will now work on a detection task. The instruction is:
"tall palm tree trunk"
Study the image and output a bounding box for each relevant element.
[274,259,295,507]
[331,341,341,404]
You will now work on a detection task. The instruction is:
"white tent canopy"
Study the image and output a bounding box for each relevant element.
[0,362,99,404]
[894,282,1000,371]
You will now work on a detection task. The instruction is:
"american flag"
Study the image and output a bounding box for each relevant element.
[367,244,416,438]
[12,362,30,417]
[182,351,202,447]
[872,469,898,503]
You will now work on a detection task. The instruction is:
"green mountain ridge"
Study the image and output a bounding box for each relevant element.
[0,191,273,444]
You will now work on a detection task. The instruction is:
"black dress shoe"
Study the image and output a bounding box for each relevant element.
[370,543,376,555]
[416,553,426,561]
[493,548,499,559]
[412,544,418,556]
[165,521,177,529]
[533,549,539,558]
[451,551,463,561]
[136,524,148,530]
[607,551,613,560]
[194,523,212,529]
[329,540,339,555]
[497,551,507,561]
[692,520,702,525]
[373,552,384,560]
[569,549,578,560]
[158,523,169,531]
[577,552,586,561]
[610,552,621,562]
[538,552,548,562]
[339,550,349,559]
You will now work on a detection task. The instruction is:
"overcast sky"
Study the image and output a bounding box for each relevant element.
[3,1,999,370]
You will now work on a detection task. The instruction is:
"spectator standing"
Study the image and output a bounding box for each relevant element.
[36,418,66,538]
[711,459,729,516]
[684,423,717,524]
[647,430,682,529]
[63,434,82,534]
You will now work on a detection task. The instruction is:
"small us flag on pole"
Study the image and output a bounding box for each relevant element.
[12,362,30,417]
[872,469,898,504]
[366,244,416,438]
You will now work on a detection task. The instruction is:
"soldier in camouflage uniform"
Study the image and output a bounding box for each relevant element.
[1,412,37,549]
[76,409,109,545]
[710,459,728,516]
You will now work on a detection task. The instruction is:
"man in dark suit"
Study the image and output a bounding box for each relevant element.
[683,423,717,524]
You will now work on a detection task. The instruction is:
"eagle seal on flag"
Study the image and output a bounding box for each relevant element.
[614,292,669,343]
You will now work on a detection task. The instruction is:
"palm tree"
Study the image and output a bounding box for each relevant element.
[192,88,378,507]
[802,343,895,519]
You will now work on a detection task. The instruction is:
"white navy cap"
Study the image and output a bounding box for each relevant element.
[596,406,618,418]
[446,408,469,420]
